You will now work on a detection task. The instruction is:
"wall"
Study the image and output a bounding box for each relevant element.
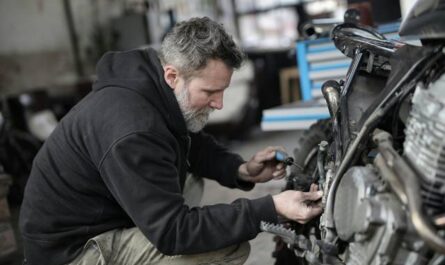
[0,1,71,54]
[0,0,237,95]
[0,0,76,94]
[0,0,125,95]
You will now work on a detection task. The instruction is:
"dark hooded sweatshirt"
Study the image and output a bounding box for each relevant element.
[19,48,277,265]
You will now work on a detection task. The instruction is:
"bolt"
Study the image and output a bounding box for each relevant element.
[319,141,328,151]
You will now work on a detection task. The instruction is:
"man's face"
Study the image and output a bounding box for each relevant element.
[174,59,233,132]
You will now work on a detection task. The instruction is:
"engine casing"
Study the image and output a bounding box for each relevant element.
[333,166,430,265]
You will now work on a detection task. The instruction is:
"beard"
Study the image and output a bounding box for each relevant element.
[175,85,214,133]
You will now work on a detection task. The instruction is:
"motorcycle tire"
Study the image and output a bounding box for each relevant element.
[274,119,331,265]
[292,119,331,175]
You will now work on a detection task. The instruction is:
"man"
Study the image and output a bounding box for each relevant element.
[20,17,322,265]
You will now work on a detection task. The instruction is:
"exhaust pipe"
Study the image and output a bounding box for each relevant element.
[321,80,341,119]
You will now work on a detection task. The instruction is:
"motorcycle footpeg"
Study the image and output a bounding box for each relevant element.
[260,221,311,255]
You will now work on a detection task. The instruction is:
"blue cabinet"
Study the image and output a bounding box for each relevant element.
[261,22,400,131]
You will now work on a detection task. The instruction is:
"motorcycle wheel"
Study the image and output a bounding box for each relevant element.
[274,119,331,265]
[292,119,331,175]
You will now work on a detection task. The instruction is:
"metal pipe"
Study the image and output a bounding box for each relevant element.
[321,80,342,167]
[373,130,445,254]
[331,24,396,58]
[321,81,340,119]
[317,141,328,190]
[341,50,363,98]
[339,50,363,153]
[374,155,407,205]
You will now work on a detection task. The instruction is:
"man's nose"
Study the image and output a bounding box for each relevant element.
[210,94,223,110]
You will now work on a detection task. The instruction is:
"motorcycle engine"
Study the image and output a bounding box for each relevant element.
[332,166,425,264]
[331,74,445,264]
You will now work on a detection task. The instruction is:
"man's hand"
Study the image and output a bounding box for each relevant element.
[238,146,287,183]
[272,184,323,224]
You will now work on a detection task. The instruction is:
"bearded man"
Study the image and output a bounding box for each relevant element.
[19,17,323,265]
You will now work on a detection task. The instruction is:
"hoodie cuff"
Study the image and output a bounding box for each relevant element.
[230,158,255,191]
[250,195,278,230]
[235,178,255,191]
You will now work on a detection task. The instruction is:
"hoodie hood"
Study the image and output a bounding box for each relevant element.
[92,48,188,137]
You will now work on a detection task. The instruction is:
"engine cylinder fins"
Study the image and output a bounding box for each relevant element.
[420,183,445,215]
[404,75,445,215]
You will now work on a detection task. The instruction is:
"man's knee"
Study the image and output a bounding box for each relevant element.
[234,241,251,264]
[160,241,251,265]
[236,241,251,262]
[214,241,251,265]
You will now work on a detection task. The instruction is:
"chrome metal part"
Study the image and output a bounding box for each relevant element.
[323,51,437,236]
[260,221,311,257]
[404,75,445,215]
[317,141,329,190]
[332,163,429,265]
[322,81,341,119]
[373,129,445,254]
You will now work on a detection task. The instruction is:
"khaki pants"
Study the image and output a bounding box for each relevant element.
[68,227,250,265]
[68,175,250,265]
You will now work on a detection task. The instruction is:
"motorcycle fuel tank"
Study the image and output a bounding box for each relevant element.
[399,0,445,39]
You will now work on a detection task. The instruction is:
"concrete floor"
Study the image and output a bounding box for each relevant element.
[6,127,302,265]
[201,128,302,265]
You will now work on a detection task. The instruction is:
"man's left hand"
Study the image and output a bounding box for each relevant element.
[238,146,287,183]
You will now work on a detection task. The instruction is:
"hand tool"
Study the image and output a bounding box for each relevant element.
[275,150,304,171]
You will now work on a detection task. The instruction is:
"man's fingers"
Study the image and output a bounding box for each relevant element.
[254,146,285,163]
[302,190,323,201]
[272,169,286,179]
[307,204,323,218]
[310,183,318,192]
[255,146,277,161]
[296,203,323,224]
[264,146,286,153]
[273,191,324,224]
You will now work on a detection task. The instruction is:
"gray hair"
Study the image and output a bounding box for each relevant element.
[159,17,244,78]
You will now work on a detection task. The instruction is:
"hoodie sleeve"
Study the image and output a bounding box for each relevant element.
[98,131,277,255]
[188,131,254,190]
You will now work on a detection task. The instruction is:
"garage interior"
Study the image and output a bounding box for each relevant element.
[0,0,431,264]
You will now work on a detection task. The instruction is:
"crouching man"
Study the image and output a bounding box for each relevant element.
[20,17,322,265]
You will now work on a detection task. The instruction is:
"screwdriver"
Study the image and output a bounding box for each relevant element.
[275,150,303,171]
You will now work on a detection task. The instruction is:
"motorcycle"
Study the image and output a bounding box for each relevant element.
[262,0,445,264]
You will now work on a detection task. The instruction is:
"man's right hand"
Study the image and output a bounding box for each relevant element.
[272,184,323,224]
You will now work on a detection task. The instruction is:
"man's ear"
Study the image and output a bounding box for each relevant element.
[163,65,179,90]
